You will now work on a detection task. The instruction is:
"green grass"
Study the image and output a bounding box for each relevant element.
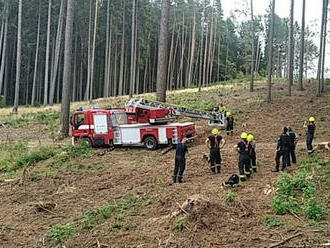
[173,216,186,234]
[266,217,282,228]
[0,141,93,179]
[271,156,328,221]
[47,194,146,245]
[225,190,237,203]
[48,224,74,245]
[1,110,61,128]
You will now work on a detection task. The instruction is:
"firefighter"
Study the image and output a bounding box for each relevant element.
[303,117,316,155]
[173,138,188,183]
[226,111,234,136]
[205,129,226,174]
[247,134,257,172]
[287,126,298,165]
[273,127,290,172]
[234,132,251,182]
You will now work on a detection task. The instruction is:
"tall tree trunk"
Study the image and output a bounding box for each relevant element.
[298,0,306,91]
[31,12,41,106]
[0,11,8,94]
[49,0,65,105]
[61,0,74,137]
[321,0,328,93]
[187,10,196,88]
[288,0,294,96]
[118,0,125,96]
[89,0,99,102]
[43,0,52,106]
[129,0,136,98]
[25,53,31,105]
[104,0,110,98]
[198,5,205,91]
[156,0,170,102]
[203,24,209,86]
[317,0,327,95]
[72,37,77,101]
[84,0,93,100]
[13,0,23,113]
[250,0,255,92]
[267,0,275,103]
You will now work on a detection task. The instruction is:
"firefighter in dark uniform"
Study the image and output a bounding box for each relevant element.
[247,134,257,172]
[287,126,298,165]
[234,132,251,181]
[226,111,234,136]
[303,117,316,155]
[273,127,290,172]
[173,138,188,183]
[205,129,226,174]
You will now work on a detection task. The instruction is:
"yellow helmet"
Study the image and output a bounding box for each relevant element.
[241,132,248,139]
[309,117,315,122]
[226,111,232,116]
[212,128,219,135]
[247,134,254,142]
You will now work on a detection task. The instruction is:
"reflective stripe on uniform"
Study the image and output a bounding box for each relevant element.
[245,171,251,175]
[252,165,257,169]
[239,174,247,178]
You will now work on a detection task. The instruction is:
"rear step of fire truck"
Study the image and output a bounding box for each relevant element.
[126,98,226,128]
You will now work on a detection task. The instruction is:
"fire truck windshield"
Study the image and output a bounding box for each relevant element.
[110,111,128,126]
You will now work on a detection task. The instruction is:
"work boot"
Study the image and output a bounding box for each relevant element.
[272,169,279,172]
[253,168,257,172]
[281,166,286,171]
[240,178,246,182]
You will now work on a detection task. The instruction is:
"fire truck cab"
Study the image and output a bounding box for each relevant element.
[71,107,195,150]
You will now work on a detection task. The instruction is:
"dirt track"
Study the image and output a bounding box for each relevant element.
[0,81,329,248]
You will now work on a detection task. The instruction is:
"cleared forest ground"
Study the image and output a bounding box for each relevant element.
[0,80,329,248]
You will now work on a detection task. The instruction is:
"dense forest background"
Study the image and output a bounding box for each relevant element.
[0,0,326,107]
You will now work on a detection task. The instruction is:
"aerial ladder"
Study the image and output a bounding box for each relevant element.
[126,98,227,128]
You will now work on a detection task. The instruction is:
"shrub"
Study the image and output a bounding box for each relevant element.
[173,217,185,233]
[48,224,74,245]
[266,217,282,228]
[272,156,327,221]
[15,146,57,168]
[225,190,237,203]
[305,198,327,221]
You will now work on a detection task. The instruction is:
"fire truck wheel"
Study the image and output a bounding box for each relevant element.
[82,137,92,147]
[144,136,158,150]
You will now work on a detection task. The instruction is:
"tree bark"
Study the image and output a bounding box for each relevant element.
[31,12,41,106]
[288,0,294,96]
[13,0,23,113]
[61,0,74,137]
[118,1,125,96]
[267,0,275,103]
[0,11,8,94]
[84,0,93,100]
[320,0,328,93]
[129,0,136,98]
[298,0,306,91]
[49,0,65,105]
[43,0,52,106]
[89,0,99,102]
[250,0,255,92]
[187,10,195,88]
[156,0,170,102]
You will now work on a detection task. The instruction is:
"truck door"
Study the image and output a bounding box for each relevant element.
[92,113,108,146]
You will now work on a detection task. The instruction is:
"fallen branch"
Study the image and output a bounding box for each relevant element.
[268,233,303,248]
[176,202,189,215]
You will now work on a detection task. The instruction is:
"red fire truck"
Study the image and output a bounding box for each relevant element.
[71,98,226,150]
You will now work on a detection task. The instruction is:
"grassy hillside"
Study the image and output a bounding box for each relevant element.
[0,80,329,248]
